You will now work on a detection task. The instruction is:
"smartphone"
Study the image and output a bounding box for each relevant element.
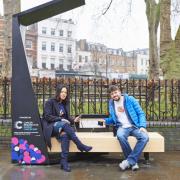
[98,121,104,126]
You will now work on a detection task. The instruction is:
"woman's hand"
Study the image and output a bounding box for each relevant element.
[74,115,81,123]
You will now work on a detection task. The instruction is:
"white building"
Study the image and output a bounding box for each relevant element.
[137,54,149,75]
[125,48,149,76]
[37,17,76,77]
[74,50,91,72]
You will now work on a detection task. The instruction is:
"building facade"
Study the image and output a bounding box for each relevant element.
[37,18,76,73]
[25,24,38,76]
[136,54,149,75]
[23,18,148,79]
[76,39,137,79]
[24,17,76,78]
[125,48,149,77]
[0,16,5,77]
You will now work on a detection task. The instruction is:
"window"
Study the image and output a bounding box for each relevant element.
[26,40,32,49]
[51,64,55,69]
[32,59,37,68]
[67,45,72,53]
[51,28,55,36]
[42,42,46,51]
[50,58,55,70]
[59,30,63,36]
[67,31,72,38]
[79,55,82,62]
[59,44,63,52]
[42,27,47,34]
[42,63,46,69]
[59,64,63,70]
[59,59,64,70]
[67,65,71,70]
[121,61,124,66]
[59,58,64,64]
[51,42,55,51]
[132,62,135,67]
[85,56,88,62]
[42,57,47,69]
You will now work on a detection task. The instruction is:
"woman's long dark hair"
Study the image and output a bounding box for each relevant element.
[55,84,69,104]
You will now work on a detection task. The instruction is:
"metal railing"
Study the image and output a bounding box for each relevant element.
[1,77,180,126]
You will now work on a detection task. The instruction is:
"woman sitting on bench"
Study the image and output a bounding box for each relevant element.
[42,84,92,172]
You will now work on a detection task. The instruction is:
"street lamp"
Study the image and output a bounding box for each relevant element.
[106,49,109,78]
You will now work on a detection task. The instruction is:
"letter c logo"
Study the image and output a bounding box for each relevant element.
[15,121,23,129]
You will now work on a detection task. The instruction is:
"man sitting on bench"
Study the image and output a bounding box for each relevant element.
[100,85,149,171]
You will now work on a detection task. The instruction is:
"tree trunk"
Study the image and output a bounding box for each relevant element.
[175,26,180,50]
[3,0,20,77]
[145,0,160,80]
[160,0,172,77]
[175,26,180,117]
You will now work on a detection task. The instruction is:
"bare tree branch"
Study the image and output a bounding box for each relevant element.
[102,0,113,15]
[127,0,132,16]
[172,0,180,14]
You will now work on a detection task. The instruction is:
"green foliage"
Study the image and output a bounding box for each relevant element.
[0,125,11,137]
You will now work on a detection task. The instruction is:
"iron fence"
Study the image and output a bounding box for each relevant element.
[0,77,180,126]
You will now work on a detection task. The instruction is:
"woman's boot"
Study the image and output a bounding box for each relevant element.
[62,123,92,152]
[59,133,71,172]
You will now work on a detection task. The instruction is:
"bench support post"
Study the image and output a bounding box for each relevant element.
[144,152,150,164]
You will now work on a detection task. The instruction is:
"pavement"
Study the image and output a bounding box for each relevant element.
[0,149,180,180]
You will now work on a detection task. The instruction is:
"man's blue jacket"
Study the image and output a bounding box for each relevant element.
[104,94,147,128]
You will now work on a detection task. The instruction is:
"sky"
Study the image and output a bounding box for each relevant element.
[0,0,180,51]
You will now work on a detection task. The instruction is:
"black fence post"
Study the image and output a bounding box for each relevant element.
[3,77,7,120]
[1,77,180,127]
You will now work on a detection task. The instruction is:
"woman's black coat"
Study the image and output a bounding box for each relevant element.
[42,98,73,149]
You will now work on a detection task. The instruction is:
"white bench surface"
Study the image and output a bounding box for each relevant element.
[49,132,164,153]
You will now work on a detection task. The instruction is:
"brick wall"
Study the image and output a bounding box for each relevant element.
[0,16,5,72]
[148,127,180,151]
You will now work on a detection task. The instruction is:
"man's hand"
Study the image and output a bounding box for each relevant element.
[98,119,105,123]
[140,127,148,133]
[98,119,105,126]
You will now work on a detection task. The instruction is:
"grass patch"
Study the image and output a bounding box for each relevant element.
[0,125,11,137]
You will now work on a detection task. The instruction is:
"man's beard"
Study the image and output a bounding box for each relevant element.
[114,96,120,101]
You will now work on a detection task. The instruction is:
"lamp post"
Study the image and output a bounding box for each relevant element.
[106,50,108,78]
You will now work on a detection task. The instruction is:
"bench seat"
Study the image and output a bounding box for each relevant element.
[48,132,164,153]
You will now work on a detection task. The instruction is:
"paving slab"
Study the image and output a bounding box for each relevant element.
[0,149,180,180]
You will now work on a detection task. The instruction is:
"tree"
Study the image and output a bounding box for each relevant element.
[3,0,20,77]
[102,0,160,79]
[160,0,172,78]
[160,0,180,79]
[144,0,160,80]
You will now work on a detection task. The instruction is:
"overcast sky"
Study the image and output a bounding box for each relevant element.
[0,0,180,51]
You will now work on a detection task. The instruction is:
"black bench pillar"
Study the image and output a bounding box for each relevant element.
[11,0,85,165]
